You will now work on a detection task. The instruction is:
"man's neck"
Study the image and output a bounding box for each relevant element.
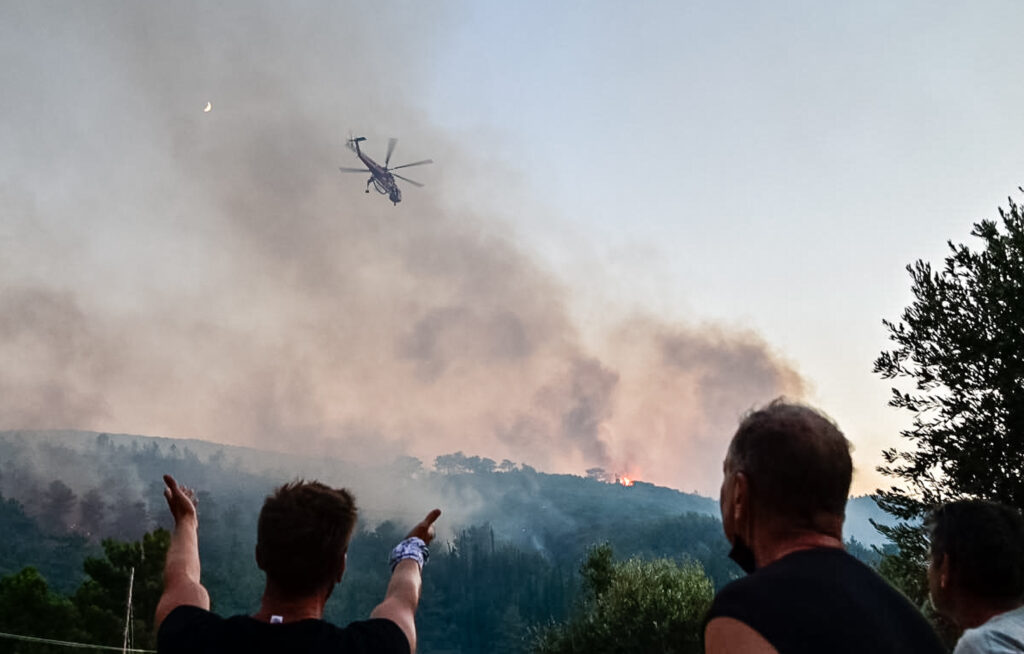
[754,530,844,569]
[956,599,1024,630]
[252,584,328,623]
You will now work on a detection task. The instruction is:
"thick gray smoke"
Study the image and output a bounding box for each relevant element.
[0,1,804,493]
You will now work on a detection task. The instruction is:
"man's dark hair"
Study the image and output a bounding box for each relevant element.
[928,499,1024,602]
[727,399,852,529]
[256,480,358,597]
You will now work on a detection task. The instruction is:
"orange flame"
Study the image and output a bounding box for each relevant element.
[618,476,634,487]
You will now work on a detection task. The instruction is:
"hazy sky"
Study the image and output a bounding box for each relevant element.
[2,1,1022,495]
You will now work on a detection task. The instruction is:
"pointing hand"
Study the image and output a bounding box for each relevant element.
[163,474,198,526]
[405,509,442,545]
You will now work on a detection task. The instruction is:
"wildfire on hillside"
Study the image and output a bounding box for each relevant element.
[617,475,635,487]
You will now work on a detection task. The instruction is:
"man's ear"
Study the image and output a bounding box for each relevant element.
[938,553,950,590]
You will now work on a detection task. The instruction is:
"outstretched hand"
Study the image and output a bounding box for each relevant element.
[406,509,442,545]
[163,474,198,527]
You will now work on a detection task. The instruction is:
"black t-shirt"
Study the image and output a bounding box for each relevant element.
[157,605,410,654]
[706,547,945,654]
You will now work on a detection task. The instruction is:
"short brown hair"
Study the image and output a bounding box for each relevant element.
[256,480,358,597]
[928,500,1024,602]
[727,399,851,529]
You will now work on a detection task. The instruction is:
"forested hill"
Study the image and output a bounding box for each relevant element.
[0,429,735,651]
[0,429,894,652]
[0,429,718,546]
[0,429,890,550]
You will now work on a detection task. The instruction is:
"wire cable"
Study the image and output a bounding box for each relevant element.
[0,630,155,652]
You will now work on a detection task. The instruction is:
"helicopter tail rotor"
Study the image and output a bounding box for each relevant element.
[346,135,367,153]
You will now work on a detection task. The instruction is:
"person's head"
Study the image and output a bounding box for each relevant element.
[255,480,358,599]
[720,399,852,552]
[927,499,1024,624]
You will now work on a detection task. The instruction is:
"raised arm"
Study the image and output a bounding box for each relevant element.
[371,509,442,654]
[154,474,210,630]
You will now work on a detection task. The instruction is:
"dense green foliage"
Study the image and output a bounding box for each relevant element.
[873,194,1024,609]
[0,494,90,595]
[0,567,80,653]
[533,544,713,654]
[74,530,171,649]
[0,431,891,652]
[0,479,729,653]
[0,530,168,653]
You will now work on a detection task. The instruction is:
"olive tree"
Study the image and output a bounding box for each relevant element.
[533,544,713,654]
[873,192,1024,605]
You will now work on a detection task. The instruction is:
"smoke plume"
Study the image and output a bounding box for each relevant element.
[0,1,804,493]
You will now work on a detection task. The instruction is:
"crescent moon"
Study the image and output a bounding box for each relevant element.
[203,102,212,112]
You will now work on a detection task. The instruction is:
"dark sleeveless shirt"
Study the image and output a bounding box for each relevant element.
[158,605,410,654]
[706,548,945,654]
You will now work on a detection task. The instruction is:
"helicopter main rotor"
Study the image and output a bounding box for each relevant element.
[339,137,433,188]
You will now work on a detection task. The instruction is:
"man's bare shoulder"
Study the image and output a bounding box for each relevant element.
[704,617,780,654]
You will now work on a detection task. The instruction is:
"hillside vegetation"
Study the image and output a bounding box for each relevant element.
[0,430,887,652]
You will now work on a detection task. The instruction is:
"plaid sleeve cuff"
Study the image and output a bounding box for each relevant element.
[389,537,429,572]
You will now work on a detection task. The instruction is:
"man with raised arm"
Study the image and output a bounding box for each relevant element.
[704,400,945,654]
[155,474,440,654]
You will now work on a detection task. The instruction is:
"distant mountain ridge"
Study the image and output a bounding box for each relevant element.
[0,429,896,547]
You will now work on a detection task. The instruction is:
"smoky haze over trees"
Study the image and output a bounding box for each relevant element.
[0,430,732,652]
[0,429,888,572]
[0,430,888,652]
[0,1,804,494]
[0,430,722,551]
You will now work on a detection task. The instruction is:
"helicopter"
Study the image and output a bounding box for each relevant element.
[339,137,433,205]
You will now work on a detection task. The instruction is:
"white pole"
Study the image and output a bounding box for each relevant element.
[122,567,135,654]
